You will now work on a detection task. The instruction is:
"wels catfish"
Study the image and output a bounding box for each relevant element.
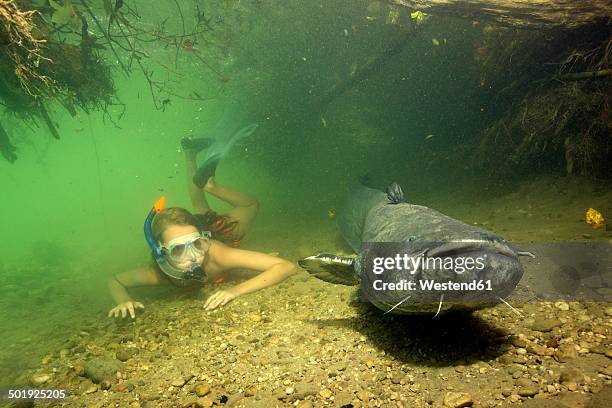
[299,181,532,315]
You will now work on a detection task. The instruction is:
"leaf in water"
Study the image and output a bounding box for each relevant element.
[49,0,81,30]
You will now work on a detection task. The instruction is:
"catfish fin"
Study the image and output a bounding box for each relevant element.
[298,253,359,286]
[386,182,405,204]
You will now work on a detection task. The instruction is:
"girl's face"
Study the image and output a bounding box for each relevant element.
[161,224,207,270]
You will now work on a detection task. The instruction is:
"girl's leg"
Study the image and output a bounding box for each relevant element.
[203,177,259,237]
[184,150,211,214]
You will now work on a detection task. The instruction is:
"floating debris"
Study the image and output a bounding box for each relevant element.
[585,208,605,229]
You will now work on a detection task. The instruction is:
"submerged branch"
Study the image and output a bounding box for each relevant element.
[559,68,612,80]
[390,0,612,29]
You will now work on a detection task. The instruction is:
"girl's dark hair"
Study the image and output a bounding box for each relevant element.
[194,211,241,247]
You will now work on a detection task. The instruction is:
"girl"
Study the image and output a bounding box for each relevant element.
[107,137,295,319]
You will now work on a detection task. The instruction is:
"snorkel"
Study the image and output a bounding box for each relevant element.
[144,197,207,284]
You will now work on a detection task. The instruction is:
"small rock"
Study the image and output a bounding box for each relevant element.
[244,386,257,397]
[356,390,370,402]
[319,388,333,399]
[115,350,131,362]
[296,402,313,408]
[555,302,570,311]
[554,345,577,362]
[531,318,562,332]
[172,378,187,387]
[546,338,560,348]
[527,343,550,356]
[180,397,198,408]
[195,384,210,397]
[443,392,474,408]
[598,365,612,376]
[114,383,128,393]
[198,398,213,407]
[559,368,585,385]
[518,387,539,397]
[30,374,50,385]
[84,384,98,394]
[84,358,122,384]
[516,378,533,388]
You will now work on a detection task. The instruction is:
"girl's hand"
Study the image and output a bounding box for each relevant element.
[204,289,238,311]
[108,301,144,319]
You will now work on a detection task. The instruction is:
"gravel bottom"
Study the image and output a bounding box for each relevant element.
[17,271,612,408]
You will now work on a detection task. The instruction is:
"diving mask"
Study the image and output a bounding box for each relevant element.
[160,231,212,263]
[144,197,209,284]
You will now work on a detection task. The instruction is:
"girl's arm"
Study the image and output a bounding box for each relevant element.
[108,266,162,318]
[204,245,296,310]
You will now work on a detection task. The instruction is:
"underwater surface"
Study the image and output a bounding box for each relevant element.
[1,0,611,407]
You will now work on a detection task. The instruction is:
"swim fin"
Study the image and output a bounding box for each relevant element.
[193,153,221,189]
[181,137,214,152]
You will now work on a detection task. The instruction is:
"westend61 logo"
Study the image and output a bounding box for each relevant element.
[371,253,486,275]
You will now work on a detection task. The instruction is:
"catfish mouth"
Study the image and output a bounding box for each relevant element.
[425,239,519,260]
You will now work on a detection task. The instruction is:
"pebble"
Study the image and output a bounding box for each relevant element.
[531,318,562,332]
[334,391,353,406]
[319,388,333,399]
[554,345,578,362]
[115,350,131,362]
[443,392,474,408]
[198,398,213,407]
[598,365,612,376]
[83,358,122,384]
[195,384,210,397]
[517,387,539,397]
[356,390,370,402]
[30,373,50,385]
[84,384,98,394]
[555,302,570,311]
[526,342,550,356]
[559,368,585,385]
[172,378,186,387]
[516,378,533,388]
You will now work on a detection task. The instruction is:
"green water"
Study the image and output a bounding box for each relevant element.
[1,0,611,400]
